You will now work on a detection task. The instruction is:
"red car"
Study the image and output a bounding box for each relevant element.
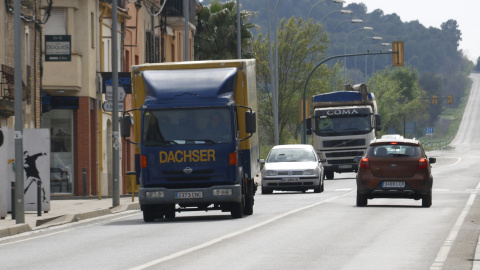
[355,138,436,207]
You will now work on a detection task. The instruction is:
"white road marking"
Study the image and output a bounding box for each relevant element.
[129,191,353,270]
[430,181,480,270]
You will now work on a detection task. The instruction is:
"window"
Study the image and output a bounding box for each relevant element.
[44,8,66,35]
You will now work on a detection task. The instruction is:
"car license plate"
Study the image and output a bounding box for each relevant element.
[382,181,405,188]
[281,177,300,182]
[175,191,203,199]
[339,165,352,169]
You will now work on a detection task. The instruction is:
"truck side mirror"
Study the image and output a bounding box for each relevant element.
[121,115,132,138]
[245,111,256,134]
[375,114,382,131]
[306,118,312,135]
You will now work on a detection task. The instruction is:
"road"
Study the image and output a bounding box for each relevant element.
[1,74,480,270]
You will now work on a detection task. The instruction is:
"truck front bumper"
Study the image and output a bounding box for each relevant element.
[139,184,242,205]
[324,163,358,173]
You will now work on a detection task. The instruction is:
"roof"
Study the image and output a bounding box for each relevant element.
[271,144,315,150]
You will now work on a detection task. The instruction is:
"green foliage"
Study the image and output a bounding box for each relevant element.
[252,16,329,145]
[475,57,480,72]
[371,66,429,138]
[194,0,258,60]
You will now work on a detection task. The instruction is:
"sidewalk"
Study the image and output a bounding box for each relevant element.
[0,196,140,238]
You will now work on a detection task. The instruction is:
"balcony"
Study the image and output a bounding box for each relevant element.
[164,0,197,31]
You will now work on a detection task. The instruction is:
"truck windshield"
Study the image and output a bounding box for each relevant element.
[316,115,371,136]
[143,108,232,145]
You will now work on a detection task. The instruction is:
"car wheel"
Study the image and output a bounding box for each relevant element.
[422,190,432,207]
[320,179,324,192]
[356,191,368,207]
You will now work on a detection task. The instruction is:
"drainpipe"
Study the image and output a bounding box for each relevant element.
[98,3,108,200]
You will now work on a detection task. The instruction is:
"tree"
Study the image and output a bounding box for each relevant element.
[194,0,258,60]
[252,16,329,145]
[372,66,429,138]
[475,57,480,72]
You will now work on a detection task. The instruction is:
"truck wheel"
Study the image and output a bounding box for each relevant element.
[422,190,432,207]
[165,204,176,218]
[243,180,254,215]
[261,187,273,194]
[231,202,244,218]
[356,191,367,207]
[143,206,155,222]
[325,171,334,180]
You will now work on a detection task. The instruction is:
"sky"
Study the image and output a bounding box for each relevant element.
[350,0,480,62]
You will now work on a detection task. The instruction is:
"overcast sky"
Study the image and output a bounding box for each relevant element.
[348,0,480,62]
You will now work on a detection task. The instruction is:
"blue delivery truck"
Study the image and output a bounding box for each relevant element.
[121,60,259,222]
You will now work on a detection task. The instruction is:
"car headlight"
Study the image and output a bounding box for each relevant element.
[265,170,277,176]
[303,169,316,175]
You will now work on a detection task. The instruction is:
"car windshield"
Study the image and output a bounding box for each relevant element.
[316,115,372,136]
[367,144,421,157]
[142,108,232,145]
[267,148,316,163]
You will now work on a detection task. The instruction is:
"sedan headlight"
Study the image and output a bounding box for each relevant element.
[303,169,316,175]
[265,170,278,176]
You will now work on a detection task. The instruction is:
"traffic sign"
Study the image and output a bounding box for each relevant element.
[105,85,126,101]
[102,101,124,112]
[425,127,433,135]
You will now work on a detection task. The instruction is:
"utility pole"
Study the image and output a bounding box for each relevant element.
[184,0,189,61]
[14,0,25,223]
[237,0,241,59]
[112,0,120,207]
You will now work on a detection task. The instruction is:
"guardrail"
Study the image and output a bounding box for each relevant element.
[420,132,456,150]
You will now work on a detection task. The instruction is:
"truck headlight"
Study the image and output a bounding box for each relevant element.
[213,189,232,196]
[146,191,164,198]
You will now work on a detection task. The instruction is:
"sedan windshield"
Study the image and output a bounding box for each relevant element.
[267,148,317,163]
[142,108,232,145]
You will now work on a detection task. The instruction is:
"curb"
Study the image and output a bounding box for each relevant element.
[0,203,140,238]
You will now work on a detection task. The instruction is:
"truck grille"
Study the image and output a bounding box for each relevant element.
[325,151,364,158]
[323,139,365,148]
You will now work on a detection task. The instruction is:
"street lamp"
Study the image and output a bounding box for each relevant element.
[343,26,372,84]
[354,36,382,83]
[320,10,353,24]
[331,19,363,57]
[366,42,390,82]
[372,45,392,93]
[308,0,345,18]
[329,19,363,91]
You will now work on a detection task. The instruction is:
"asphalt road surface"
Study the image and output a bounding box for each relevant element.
[1,74,480,270]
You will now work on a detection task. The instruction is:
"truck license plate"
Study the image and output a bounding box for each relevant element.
[339,165,352,169]
[175,191,203,199]
[281,177,300,182]
[382,181,405,188]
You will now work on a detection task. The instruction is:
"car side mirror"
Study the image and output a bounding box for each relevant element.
[375,114,382,131]
[429,157,436,164]
[259,159,265,164]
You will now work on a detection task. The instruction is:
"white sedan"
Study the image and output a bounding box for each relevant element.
[260,144,325,194]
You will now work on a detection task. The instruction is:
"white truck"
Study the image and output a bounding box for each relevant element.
[307,84,381,180]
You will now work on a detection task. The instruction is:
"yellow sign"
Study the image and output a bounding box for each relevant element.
[159,149,216,163]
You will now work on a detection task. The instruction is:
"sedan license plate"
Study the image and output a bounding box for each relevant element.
[382,181,405,188]
[175,191,203,199]
[281,177,300,182]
